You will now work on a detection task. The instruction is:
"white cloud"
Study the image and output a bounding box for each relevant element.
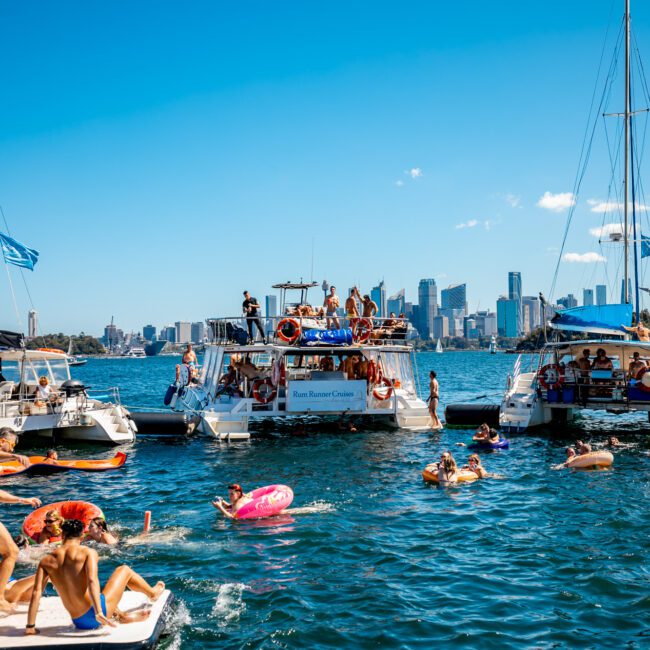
[537,191,576,212]
[395,180,404,187]
[589,223,628,238]
[505,193,521,208]
[407,168,422,179]
[562,252,607,263]
[587,199,648,213]
[455,219,479,229]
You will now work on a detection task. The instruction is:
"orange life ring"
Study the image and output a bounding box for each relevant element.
[277,318,301,344]
[538,364,564,390]
[354,318,373,343]
[36,348,66,355]
[636,366,650,392]
[372,376,393,401]
[253,378,277,404]
[22,500,104,544]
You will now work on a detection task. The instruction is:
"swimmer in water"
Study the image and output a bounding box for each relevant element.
[465,453,487,478]
[429,451,458,485]
[473,423,490,441]
[607,436,621,447]
[86,518,119,545]
[212,484,253,519]
[42,450,59,465]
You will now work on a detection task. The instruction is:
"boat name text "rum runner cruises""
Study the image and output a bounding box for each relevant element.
[291,389,356,399]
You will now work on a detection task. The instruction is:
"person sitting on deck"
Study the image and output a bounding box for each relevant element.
[26,519,165,633]
[319,355,335,372]
[34,377,60,410]
[37,509,64,544]
[576,349,592,375]
[591,348,613,370]
[622,321,650,342]
[216,365,242,397]
[628,352,646,379]
[85,518,118,546]
[211,484,253,519]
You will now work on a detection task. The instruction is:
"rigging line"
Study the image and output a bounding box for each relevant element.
[550,20,623,299]
[0,205,36,311]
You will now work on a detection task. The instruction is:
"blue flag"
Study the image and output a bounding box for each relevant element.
[0,232,39,270]
[642,234,650,259]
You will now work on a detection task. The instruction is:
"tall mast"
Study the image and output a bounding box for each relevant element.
[624,0,631,303]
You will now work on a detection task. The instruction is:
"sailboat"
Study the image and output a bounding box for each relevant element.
[488,335,498,354]
[66,336,87,367]
[500,0,650,432]
[435,338,443,353]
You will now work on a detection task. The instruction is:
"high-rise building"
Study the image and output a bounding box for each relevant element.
[387,289,405,316]
[439,308,465,336]
[161,325,176,343]
[558,294,578,309]
[265,295,278,318]
[433,315,449,340]
[371,281,387,318]
[522,296,541,331]
[142,325,156,341]
[417,278,438,339]
[191,321,205,343]
[441,284,467,316]
[175,321,192,344]
[508,272,522,335]
[583,289,594,306]
[464,317,479,339]
[596,284,607,306]
[497,296,519,338]
[27,309,38,338]
[104,323,118,349]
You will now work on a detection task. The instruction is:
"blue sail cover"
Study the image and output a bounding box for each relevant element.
[550,304,633,336]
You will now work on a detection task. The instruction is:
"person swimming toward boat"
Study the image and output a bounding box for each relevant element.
[211,484,253,519]
[86,517,119,545]
[25,519,164,634]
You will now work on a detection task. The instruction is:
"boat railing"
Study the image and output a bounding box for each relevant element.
[207,315,412,346]
[538,369,648,404]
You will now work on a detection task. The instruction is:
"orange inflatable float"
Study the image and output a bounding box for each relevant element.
[23,501,104,544]
[0,451,126,477]
[422,464,479,484]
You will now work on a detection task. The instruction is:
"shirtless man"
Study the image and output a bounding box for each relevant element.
[628,351,646,379]
[323,286,340,329]
[354,288,378,318]
[345,289,360,336]
[26,519,164,634]
[342,355,359,379]
[622,321,650,342]
[211,484,253,520]
[428,370,442,429]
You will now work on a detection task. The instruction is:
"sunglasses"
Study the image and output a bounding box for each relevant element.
[44,519,56,524]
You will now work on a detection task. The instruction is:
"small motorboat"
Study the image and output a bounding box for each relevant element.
[0,451,127,477]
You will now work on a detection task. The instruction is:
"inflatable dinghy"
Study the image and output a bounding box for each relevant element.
[0,452,127,477]
[0,589,172,649]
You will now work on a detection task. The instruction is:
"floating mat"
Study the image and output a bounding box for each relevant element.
[0,589,172,649]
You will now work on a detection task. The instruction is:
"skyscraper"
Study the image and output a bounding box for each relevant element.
[417,279,438,339]
[522,296,541,331]
[596,284,607,306]
[558,294,578,309]
[583,289,594,306]
[441,284,467,315]
[265,295,278,318]
[175,321,192,344]
[191,321,205,343]
[371,281,387,318]
[387,289,405,316]
[508,272,522,335]
[497,296,519,337]
[27,309,38,338]
[142,324,156,341]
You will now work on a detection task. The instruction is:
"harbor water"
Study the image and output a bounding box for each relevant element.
[3,352,649,649]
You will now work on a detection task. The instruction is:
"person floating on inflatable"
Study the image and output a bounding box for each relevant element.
[464,453,488,478]
[36,509,64,544]
[212,484,253,520]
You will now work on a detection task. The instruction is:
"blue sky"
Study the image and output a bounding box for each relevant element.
[2,1,650,335]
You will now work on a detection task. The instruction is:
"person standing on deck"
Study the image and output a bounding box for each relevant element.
[242,291,266,344]
[428,370,442,430]
[345,289,360,336]
[323,286,340,329]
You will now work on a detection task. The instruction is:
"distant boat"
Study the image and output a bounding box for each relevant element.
[435,338,443,354]
[66,338,87,367]
[488,335,498,354]
[144,340,167,356]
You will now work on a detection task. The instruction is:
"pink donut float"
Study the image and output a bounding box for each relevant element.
[234,484,294,519]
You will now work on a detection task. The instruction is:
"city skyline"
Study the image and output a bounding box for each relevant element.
[1,2,649,335]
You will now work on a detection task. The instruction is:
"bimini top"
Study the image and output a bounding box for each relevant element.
[0,348,68,362]
[271,282,319,290]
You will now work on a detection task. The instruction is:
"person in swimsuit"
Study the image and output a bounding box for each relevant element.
[26,519,164,634]
[432,451,458,485]
[591,348,613,370]
[345,288,360,336]
[428,371,442,429]
[42,450,59,465]
[465,454,487,478]
[323,286,340,329]
[36,509,64,544]
[628,352,646,379]
[622,321,650,342]
[211,483,254,520]
[0,431,40,613]
[473,423,490,441]
[86,518,119,545]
